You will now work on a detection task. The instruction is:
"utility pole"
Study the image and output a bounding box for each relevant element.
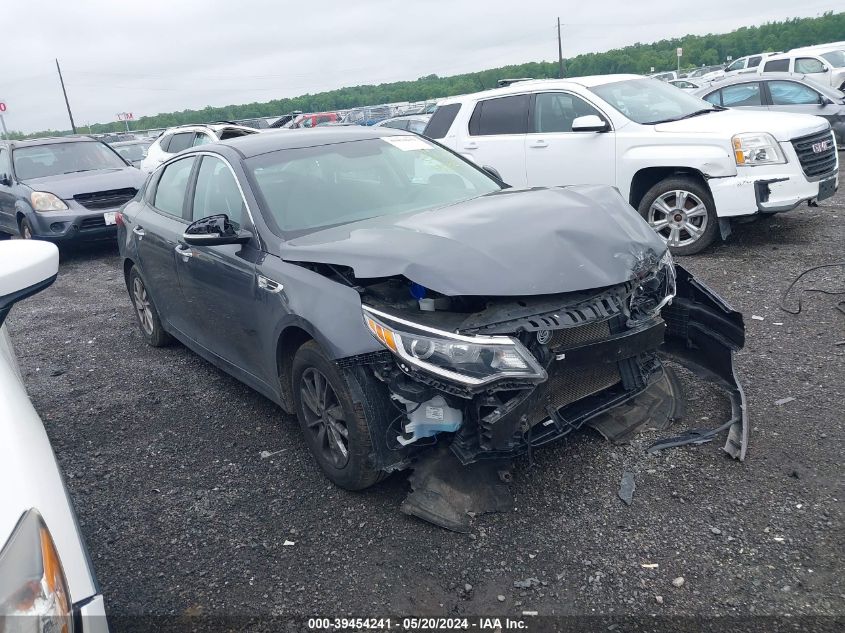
[557,18,565,78]
[55,58,77,134]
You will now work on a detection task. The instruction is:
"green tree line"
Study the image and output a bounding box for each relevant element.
[8,11,843,139]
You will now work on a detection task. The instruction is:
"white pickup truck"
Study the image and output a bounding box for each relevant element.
[425,74,839,254]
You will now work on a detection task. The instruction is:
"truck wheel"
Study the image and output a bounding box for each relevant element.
[128,266,172,347]
[638,177,719,255]
[291,340,384,491]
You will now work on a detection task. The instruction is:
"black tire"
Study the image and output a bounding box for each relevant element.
[638,176,719,256]
[291,340,382,490]
[0,231,11,241]
[19,217,35,240]
[127,266,172,347]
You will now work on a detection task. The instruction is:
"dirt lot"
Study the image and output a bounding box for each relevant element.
[8,189,844,631]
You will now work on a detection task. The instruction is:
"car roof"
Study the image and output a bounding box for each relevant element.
[162,123,257,135]
[111,139,152,146]
[436,74,643,105]
[1,135,101,149]
[195,126,416,159]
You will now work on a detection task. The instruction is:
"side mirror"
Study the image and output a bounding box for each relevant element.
[572,115,610,132]
[182,214,252,246]
[0,241,59,327]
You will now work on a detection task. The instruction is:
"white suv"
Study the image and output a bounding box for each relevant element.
[140,123,258,172]
[425,75,839,254]
[759,49,845,91]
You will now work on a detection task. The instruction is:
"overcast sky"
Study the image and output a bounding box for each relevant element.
[0,0,837,133]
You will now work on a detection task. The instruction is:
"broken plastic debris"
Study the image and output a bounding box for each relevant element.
[773,537,785,542]
[260,449,286,459]
[774,397,795,406]
[641,563,659,569]
[751,315,765,321]
[522,611,538,617]
[618,471,636,505]
[283,540,296,546]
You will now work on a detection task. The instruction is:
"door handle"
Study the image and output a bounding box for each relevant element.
[463,141,478,150]
[174,244,193,260]
[132,226,145,238]
[528,140,548,148]
[258,275,284,293]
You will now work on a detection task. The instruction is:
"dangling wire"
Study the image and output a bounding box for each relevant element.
[779,262,845,316]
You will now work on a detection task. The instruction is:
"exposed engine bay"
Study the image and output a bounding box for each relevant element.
[304,254,747,532]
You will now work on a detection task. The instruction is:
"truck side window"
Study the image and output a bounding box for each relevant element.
[795,57,825,74]
[763,59,790,72]
[468,95,530,136]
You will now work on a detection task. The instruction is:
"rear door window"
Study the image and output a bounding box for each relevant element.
[768,81,821,105]
[167,132,196,154]
[721,83,763,106]
[468,94,530,136]
[153,157,195,218]
[423,103,461,139]
[702,90,722,106]
[158,134,173,152]
[747,56,763,69]
[763,59,790,72]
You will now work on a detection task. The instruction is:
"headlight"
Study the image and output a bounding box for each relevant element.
[30,192,68,212]
[629,250,676,321]
[732,132,785,166]
[0,509,73,633]
[362,306,546,387]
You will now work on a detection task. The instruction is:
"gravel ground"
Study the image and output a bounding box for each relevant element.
[7,190,844,631]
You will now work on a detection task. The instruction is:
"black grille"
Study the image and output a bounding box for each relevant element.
[73,188,137,211]
[79,216,106,230]
[791,130,837,180]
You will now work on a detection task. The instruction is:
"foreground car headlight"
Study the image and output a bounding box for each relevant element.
[0,509,73,633]
[629,250,676,321]
[732,132,785,166]
[362,305,546,387]
[30,192,68,212]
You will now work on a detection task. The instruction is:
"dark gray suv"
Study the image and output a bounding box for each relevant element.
[0,136,145,242]
[118,127,747,531]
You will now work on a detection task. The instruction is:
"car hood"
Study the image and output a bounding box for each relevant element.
[654,108,830,141]
[280,185,667,296]
[0,326,98,605]
[21,167,145,200]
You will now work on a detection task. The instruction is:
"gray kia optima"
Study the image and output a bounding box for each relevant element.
[118,127,747,531]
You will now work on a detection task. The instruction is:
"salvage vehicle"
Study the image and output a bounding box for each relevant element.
[0,136,145,242]
[0,240,109,631]
[696,73,845,145]
[759,48,845,91]
[426,74,839,254]
[110,138,154,168]
[139,123,258,172]
[118,128,747,531]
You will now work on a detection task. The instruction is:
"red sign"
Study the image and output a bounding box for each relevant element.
[117,112,134,121]
[0,102,7,113]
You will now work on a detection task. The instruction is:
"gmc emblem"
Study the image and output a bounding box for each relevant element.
[812,140,831,153]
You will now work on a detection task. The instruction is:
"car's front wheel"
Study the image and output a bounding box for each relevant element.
[127,266,171,347]
[19,217,34,240]
[291,340,383,490]
[638,177,719,255]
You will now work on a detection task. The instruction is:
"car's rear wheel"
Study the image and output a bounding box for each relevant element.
[291,340,383,490]
[19,217,34,240]
[638,177,719,256]
[128,266,171,347]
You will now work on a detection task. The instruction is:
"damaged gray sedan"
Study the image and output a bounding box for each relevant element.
[118,128,747,531]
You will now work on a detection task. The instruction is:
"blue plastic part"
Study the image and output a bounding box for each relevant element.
[410,282,427,300]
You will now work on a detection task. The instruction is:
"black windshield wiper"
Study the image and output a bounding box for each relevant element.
[61,169,95,174]
[644,108,718,125]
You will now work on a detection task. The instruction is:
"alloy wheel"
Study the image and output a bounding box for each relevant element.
[647,190,709,247]
[300,367,350,468]
[132,277,154,335]
[21,224,32,239]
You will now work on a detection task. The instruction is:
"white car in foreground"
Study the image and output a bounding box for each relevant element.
[426,74,839,254]
[0,241,109,633]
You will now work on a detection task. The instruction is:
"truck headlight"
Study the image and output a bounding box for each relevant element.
[629,250,676,321]
[732,132,785,166]
[0,509,73,633]
[30,192,68,212]
[362,306,546,387]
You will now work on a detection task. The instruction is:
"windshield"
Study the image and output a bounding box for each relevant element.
[590,78,717,125]
[13,141,127,179]
[820,50,845,68]
[247,136,501,238]
[114,142,150,162]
